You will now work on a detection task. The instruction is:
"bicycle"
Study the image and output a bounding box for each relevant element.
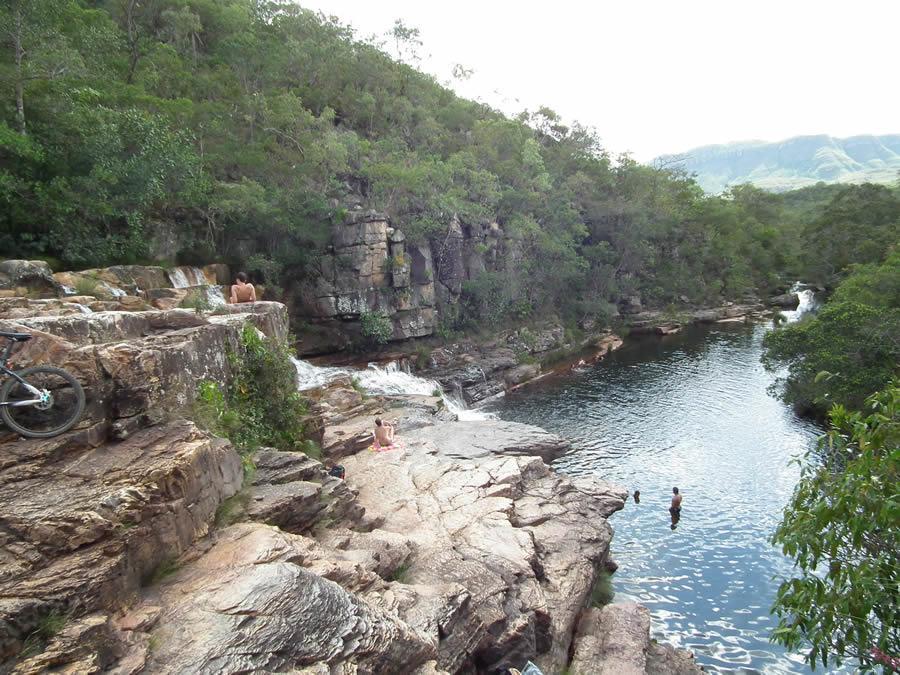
[0,331,86,439]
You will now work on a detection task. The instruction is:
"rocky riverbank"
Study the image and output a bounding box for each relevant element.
[0,262,702,673]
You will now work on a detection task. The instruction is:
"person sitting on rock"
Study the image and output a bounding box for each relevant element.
[229,272,257,304]
[372,417,396,451]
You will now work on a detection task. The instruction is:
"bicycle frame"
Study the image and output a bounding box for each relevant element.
[0,339,44,408]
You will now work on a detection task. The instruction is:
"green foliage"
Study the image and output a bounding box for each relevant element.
[0,0,894,326]
[72,276,100,296]
[360,310,393,346]
[414,345,431,370]
[146,557,181,586]
[388,561,411,583]
[193,324,314,456]
[770,383,899,670]
[179,289,211,312]
[590,569,615,607]
[764,252,900,415]
[21,610,67,657]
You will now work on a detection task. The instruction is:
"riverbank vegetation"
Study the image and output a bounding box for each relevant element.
[194,324,318,466]
[764,250,900,416]
[770,382,899,671]
[2,0,893,330]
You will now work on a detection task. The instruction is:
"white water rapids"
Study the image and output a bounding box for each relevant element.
[292,358,494,421]
[167,266,208,288]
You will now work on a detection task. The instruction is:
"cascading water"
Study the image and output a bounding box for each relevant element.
[781,282,818,323]
[292,358,493,421]
[167,266,208,289]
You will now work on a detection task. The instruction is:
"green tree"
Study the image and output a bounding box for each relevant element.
[770,382,899,670]
[764,252,900,415]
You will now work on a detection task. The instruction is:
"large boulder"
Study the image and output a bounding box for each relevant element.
[117,524,438,673]
[0,260,62,298]
[338,444,627,673]
[570,603,703,675]
[404,419,571,463]
[769,292,800,308]
[0,421,242,666]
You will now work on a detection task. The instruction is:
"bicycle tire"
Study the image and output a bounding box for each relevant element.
[0,366,86,439]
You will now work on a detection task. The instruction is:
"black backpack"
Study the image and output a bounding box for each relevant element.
[328,464,345,480]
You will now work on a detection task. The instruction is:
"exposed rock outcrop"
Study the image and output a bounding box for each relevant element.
[570,603,702,675]
[0,421,243,664]
[768,292,800,308]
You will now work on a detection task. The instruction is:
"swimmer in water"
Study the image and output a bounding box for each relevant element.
[669,487,682,514]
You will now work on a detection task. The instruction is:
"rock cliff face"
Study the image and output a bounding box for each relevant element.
[293,212,510,355]
[0,265,701,674]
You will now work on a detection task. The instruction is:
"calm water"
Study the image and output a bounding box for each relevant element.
[488,320,829,673]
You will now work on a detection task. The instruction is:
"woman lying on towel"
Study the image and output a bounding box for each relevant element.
[371,417,400,452]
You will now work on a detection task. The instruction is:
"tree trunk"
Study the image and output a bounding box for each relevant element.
[125,0,140,84]
[13,6,26,135]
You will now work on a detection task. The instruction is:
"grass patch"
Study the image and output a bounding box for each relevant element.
[21,610,67,657]
[146,558,181,586]
[180,290,211,313]
[215,491,251,527]
[73,276,101,297]
[516,350,538,365]
[388,561,411,583]
[590,569,615,607]
[414,345,431,370]
[349,377,368,399]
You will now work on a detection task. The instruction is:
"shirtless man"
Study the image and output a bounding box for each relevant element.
[373,417,395,449]
[229,272,257,304]
[670,487,682,514]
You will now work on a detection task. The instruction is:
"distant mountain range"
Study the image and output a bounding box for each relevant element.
[657,134,900,193]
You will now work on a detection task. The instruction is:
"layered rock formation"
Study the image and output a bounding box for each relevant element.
[293,213,512,355]
[0,271,701,673]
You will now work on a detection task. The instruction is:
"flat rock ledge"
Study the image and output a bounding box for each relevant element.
[0,297,702,673]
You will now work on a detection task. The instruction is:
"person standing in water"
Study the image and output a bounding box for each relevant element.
[669,487,683,529]
[669,487,682,514]
[633,490,641,504]
[229,272,257,304]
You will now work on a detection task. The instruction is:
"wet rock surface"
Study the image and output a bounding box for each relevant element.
[570,603,702,675]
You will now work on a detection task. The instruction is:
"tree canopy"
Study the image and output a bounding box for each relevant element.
[1,0,874,326]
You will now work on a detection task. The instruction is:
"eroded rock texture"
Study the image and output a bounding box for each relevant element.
[0,421,242,665]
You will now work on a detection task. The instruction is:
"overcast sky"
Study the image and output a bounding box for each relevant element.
[298,0,899,161]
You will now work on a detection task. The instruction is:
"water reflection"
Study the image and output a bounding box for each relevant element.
[489,321,835,673]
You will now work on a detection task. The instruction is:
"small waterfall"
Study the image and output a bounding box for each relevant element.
[781,282,819,323]
[292,358,494,420]
[292,358,351,391]
[71,303,93,315]
[203,285,227,307]
[168,266,207,289]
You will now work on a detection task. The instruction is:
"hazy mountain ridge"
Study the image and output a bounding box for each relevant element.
[659,134,900,193]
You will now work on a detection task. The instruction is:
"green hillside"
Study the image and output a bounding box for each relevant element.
[660,135,900,194]
[1,1,897,328]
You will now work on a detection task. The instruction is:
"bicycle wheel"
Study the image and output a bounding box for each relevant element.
[0,366,86,439]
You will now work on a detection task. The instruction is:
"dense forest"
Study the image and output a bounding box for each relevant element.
[2,2,898,671]
[3,0,895,330]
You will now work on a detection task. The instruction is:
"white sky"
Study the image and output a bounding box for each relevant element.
[297,0,899,161]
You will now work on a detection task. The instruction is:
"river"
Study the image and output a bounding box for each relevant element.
[486,300,830,673]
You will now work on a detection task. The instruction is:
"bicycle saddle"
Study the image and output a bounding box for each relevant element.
[0,331,32,341]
